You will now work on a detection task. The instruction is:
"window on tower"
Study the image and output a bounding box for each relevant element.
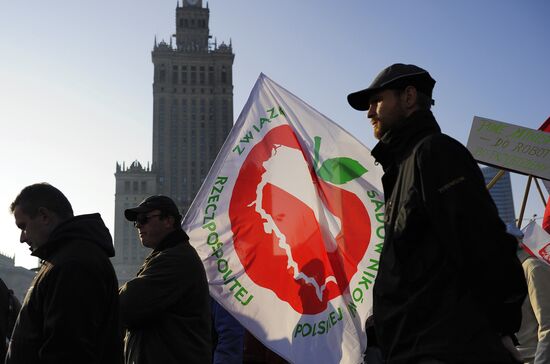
[159,65,166,83]
[172,65,179,84]
[191,66,196,85]
[182,66,187,84]
[221,66,227,84]
[208,66,214,85]
[181,99,187,114]
[199,66,205,85]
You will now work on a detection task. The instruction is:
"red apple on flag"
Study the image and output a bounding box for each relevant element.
[229,125,372,314]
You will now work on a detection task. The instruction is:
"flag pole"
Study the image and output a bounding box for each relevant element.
[533,177,547,207]
[517,176,533,229]
[486,169,505,190]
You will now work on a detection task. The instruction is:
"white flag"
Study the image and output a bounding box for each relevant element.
[521,220,550,265]
[183,74,385,363]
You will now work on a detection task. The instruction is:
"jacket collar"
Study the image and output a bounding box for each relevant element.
[32,213,114,260]
[371,109,441,170]
[153,229,189,253]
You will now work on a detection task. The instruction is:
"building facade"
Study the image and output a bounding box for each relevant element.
[0,252,36,302]
[113,0,234,283]
[482,166,516,225]
[112,161,157,283]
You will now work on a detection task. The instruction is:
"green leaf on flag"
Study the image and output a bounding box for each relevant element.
[317,157,368,185]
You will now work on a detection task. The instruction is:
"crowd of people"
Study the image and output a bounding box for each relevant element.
[0,63,548,364]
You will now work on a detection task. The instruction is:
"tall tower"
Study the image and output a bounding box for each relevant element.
[113,1,234,283]
[152,0,234,214]
[482,166,516,225]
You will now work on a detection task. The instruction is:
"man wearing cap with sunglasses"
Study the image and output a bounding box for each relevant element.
[119,195,211,364]
[348,64,527,364]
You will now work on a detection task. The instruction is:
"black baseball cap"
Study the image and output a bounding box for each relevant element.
[124,195,182,222]
[347,63,436,111]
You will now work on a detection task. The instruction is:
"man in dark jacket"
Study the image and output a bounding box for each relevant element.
[119,195,211,364]
[347,64,527,364]
[7,183,123,363]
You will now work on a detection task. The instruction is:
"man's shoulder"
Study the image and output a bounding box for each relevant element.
[41,239,115,284]
[49,238,109,263]
[159,239,195,256]
[414,133,473,163]
[417,132,466,152]
[144,241,201,271]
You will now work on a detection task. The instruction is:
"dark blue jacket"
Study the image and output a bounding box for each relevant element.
[211,299,244,364]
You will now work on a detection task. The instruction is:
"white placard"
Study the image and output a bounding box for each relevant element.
[467,116,550,180]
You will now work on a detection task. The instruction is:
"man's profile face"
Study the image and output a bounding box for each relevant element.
[134,209,174,249]
[13,205,51,252]
[366,89,408,140]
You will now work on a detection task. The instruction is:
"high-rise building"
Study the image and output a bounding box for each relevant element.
[112,0,234,283]
[153,0,234,213]
[482,166,516,225]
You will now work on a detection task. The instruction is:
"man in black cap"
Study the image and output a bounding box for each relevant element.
[119,195,211,364]
[348,64,527,363]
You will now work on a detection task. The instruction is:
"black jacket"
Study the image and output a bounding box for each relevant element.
[6,213,124,364]
[119,229,211,364]
[371,110,527,364]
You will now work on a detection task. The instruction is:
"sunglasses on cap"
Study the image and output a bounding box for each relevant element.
[133,213,163,227]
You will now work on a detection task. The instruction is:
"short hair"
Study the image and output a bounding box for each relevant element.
[415,91,433,110]
[393,87,433,111]
[10,183,74,219]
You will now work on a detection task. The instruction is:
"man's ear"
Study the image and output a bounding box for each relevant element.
[37,207,50,222]
[37,207,58,228]
[402,86,418,109]
[164,215,176,228]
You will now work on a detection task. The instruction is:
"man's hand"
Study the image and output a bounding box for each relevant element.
[501,335,522,363]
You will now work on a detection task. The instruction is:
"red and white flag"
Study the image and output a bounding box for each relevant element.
[537,116,550,233]
[522,220,550,266]
[182,74,385,363]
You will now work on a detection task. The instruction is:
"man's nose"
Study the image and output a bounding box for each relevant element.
[367,108,375,119]
[20,231,27,243]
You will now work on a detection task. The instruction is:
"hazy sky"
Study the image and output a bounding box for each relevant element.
[1,0,549,269]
